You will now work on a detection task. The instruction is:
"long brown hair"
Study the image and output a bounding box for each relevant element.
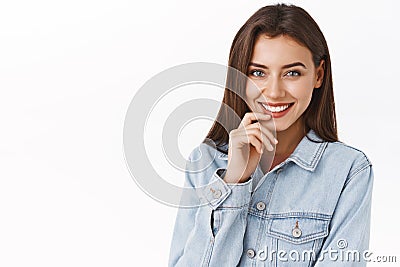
[203,3,338,153]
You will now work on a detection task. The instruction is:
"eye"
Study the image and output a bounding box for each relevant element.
[249,69,265,77]
[285,70,301,77]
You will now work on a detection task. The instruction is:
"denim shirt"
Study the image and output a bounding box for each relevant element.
[168,129,374,266]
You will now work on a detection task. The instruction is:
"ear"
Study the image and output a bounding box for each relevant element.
[314,60,325,89]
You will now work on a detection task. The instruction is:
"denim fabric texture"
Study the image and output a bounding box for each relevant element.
[168,129,374,266]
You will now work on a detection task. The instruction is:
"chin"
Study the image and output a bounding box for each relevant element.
[274,122,292,133]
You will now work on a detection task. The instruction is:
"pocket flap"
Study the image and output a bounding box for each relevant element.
[267,215,330,244]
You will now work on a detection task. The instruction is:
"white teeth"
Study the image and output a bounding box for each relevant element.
[261,103,291,112]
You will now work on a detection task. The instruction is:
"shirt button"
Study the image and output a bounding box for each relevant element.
[246,249,255,258]
[256,201,266,211]
[292,227,302,238]
[213,189,222,199]
[292,220,302,237]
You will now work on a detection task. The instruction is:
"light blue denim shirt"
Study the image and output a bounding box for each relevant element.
[168,129,373,266]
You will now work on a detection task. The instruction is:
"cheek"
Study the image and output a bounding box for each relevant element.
[245,81,261,102]
[296,90,313,104]
[286,81,314,104]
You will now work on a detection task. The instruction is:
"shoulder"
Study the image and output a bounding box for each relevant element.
[324,140,372,179]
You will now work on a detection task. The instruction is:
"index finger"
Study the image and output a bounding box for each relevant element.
[238,112,271,129]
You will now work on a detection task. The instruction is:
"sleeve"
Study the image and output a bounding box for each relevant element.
[314,163,374,266]
[168,153,254,266]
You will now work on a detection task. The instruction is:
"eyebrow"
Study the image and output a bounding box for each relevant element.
[249,61,307,69]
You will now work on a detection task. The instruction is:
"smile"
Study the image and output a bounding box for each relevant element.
[258,102,295,118]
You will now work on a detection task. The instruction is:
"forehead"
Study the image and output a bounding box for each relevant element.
[251,34,313,66]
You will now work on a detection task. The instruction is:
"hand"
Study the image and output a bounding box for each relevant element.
[223,112,277,184]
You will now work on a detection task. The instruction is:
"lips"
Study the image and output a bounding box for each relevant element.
[258,102,295,118]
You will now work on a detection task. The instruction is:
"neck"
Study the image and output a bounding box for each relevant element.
[259,116,308,174]
[275,116,307,157]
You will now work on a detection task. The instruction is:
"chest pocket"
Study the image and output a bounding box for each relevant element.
[265,215,330,265]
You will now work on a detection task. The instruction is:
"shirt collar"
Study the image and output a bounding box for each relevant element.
[287,129,328,172]
[217,129,328,172]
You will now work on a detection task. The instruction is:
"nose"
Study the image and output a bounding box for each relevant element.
[260,76,285,99]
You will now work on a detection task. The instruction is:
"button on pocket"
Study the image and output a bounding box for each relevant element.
[267,215,330,244]
[292,220,302,238]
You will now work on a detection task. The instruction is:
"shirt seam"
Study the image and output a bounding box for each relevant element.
[345,163,372,187]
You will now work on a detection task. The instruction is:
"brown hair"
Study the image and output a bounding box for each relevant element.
[203,3,338,153]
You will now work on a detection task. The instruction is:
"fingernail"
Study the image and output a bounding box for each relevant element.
[274,138,278,144]
[268,144,274,151]
[260,114,271,119]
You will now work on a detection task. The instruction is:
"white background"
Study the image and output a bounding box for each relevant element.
[0,0,399,266]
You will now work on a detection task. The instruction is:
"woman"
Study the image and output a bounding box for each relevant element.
[169,3,373,266]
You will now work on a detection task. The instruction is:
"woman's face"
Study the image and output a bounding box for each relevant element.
[245,34,324,132]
